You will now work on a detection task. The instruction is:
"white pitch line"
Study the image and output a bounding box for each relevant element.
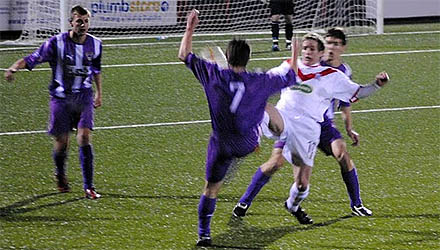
[335,105,440,114]
[1,49,439,71]
[1,105,439,136]
[1,30,439,50]
[95,119,211,130]
[252,49,440,61]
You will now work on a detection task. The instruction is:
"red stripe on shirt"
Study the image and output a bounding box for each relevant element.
[298,68,337,82]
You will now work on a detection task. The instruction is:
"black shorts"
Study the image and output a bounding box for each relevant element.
[270,0,294,15]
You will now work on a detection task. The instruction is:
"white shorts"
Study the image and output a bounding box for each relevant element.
[278,109,320,167]
[260,111,288,142]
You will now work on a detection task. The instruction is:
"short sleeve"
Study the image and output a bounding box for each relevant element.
[331,72,360,103]
[91,39,102,75]
[185,53,217,86]
[24,37,56,70]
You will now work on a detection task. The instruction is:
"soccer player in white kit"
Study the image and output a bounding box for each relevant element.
[234,32,389,224]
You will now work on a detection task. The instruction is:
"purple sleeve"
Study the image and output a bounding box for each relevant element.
[185,53,217,86]
[91,42,102,75]
[23,37,56,71]
[265,68,297,93]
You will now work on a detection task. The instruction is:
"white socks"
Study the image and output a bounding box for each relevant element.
[286,182,310,212]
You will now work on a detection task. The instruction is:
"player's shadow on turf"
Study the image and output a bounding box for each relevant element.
[201,215,352,249]
[0,192,84,220]
[101,192,202,200]
[375,213,440,219]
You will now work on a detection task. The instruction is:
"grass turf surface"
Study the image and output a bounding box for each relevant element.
[1,24,439,249]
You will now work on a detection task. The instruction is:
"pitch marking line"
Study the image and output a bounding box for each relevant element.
[1,30,439,50]
[1,105,439,136]
[1,49,439,71]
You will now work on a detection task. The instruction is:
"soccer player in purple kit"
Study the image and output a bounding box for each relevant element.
[4,5,102,199]
[178,9,299,247]
[233,30,388,223]
[317,27,372,216]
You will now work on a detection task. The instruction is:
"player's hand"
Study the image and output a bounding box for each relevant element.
[375,71,389,87]
[4,68,17,82]
[94,94,102,108]
[290,35,301,75]
[186,9,200,31]
[347,129,360,146]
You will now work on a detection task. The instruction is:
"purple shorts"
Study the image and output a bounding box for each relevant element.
[205,132,258,183]
[318,120,342,156]
[48,92,94,136]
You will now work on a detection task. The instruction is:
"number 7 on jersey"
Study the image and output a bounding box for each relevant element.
[229,81,245,114]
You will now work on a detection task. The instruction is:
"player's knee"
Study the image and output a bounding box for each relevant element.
[77,128,92,146]
[77,133,90,145]
[333,141,347,161]
[261,152,284,175]
[54,134,69,144]
[203,181,222,198]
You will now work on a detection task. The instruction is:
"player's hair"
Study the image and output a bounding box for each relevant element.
[302,32,325,51]
[69,5,91,22]
[226,38,251,67]
[325,27,347,45]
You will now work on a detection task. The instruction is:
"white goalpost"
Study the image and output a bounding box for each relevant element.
[15,0,384,44]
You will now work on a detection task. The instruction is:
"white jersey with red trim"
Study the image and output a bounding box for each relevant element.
[271,59,360,123]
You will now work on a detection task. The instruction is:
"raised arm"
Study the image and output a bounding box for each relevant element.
[289,35,301,75]
[351,72,390,102]
[178,9,200,62]
[4,58,27,82]
[356,72,390,99]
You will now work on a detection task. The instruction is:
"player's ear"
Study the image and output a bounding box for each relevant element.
[341,43,347,52]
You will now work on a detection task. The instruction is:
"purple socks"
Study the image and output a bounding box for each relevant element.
[342,167,362,207]
[198,195,217,237]
[53,149,67,176]
[79,144,94,190]
[239,167,271,205]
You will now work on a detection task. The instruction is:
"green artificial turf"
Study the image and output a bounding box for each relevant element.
[1,23,439,249]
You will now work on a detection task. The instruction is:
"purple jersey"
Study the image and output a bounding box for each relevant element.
[24,32,102,99]
[320,60,352,121]
[185,53,296,137]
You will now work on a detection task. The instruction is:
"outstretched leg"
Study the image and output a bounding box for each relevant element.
[233,147,285,217]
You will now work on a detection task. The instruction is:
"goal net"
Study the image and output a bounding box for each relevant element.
[16,0,379,44]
